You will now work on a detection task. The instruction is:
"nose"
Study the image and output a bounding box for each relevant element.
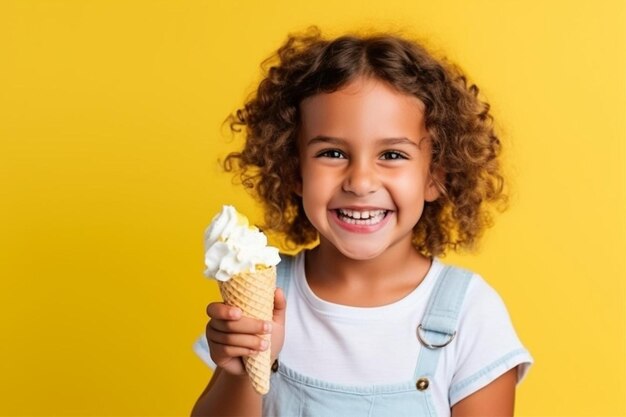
[342,161,379,196]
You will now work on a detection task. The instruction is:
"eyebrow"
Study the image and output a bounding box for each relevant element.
[306,135,420,147]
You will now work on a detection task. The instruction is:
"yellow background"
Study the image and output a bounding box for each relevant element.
[1,0,624,416]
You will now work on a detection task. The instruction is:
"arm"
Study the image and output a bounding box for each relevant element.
[190,289,286,417]
[191,367,262,417]
[451,367,517,417]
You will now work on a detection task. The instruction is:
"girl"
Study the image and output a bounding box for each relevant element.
[192,26,532,417]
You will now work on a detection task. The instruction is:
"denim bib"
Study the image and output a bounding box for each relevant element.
[263,255,472,417]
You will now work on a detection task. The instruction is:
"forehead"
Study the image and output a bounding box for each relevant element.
[298,77,426,140]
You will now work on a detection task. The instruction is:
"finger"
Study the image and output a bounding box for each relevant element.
[206,302,242,320]
[207,326,269,352]
[272,287,287,326]
[209,315,270,335]
[210,341,260,361]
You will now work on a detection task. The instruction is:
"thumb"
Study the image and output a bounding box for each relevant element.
[272,287,287,326]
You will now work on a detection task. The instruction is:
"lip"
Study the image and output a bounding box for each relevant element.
[329,208,393,234]
[330,205,391,211]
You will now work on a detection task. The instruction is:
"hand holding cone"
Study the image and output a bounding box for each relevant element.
[218,267,276,395]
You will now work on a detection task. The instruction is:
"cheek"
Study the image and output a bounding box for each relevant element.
[387,168,427,203]
[389,166,418,184]
[300,167,339,213]
[302,172,328,201]
[301,162,335,189]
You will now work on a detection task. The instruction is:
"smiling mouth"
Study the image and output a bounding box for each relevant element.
[335,208,389,225]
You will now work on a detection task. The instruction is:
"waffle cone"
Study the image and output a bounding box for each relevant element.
[218,266,276,395]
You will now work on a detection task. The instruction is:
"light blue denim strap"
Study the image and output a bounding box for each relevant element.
[413,264,473,380]
[276,253,295,298]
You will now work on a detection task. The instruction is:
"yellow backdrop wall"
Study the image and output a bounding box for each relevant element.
[1,0,624,416]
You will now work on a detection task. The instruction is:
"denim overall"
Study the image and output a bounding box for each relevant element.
[263,255,473,417]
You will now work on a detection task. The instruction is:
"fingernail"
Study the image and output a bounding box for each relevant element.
[263,321,272,333]
[260,340,269,350]
[230,308,241,319]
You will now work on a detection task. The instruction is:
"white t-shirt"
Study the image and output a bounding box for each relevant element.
[194,253,533,416]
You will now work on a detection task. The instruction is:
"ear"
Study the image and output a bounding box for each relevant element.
[294,178,303,197]
[425,167,445,202]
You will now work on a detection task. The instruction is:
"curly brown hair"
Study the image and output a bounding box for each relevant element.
[224,26,508,257]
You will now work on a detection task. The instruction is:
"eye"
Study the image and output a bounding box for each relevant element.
[316,149,346,159]
[380,150,408,160]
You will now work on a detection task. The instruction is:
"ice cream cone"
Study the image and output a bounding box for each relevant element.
[218,266,276,395]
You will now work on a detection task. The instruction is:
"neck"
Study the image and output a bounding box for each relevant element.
[305,237,432,298]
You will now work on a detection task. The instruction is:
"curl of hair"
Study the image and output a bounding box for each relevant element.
[224,26,509,256]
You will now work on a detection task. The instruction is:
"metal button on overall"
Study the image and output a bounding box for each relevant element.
[271,359,279,373]
[416,377,429,391]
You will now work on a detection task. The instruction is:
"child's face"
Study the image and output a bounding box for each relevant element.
[296,76,441,260]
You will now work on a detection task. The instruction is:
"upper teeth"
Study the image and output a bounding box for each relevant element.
[338,209,386,219]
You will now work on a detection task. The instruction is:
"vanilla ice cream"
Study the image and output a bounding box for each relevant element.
[204,205,280,281]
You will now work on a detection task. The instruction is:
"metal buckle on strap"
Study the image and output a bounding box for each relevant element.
[416,324,456,349]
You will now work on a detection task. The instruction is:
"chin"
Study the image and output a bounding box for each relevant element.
[335,244,387,261]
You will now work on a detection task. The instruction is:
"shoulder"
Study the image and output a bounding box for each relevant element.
[451,268,521,346]
[461,272,509,321]
[456,272,524,346]
[429,263,512,342]
[442,266,533,406]
[275,252,301,292]
[277,252,298,276]
[278,252,298,264]
[433,263,512,326]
